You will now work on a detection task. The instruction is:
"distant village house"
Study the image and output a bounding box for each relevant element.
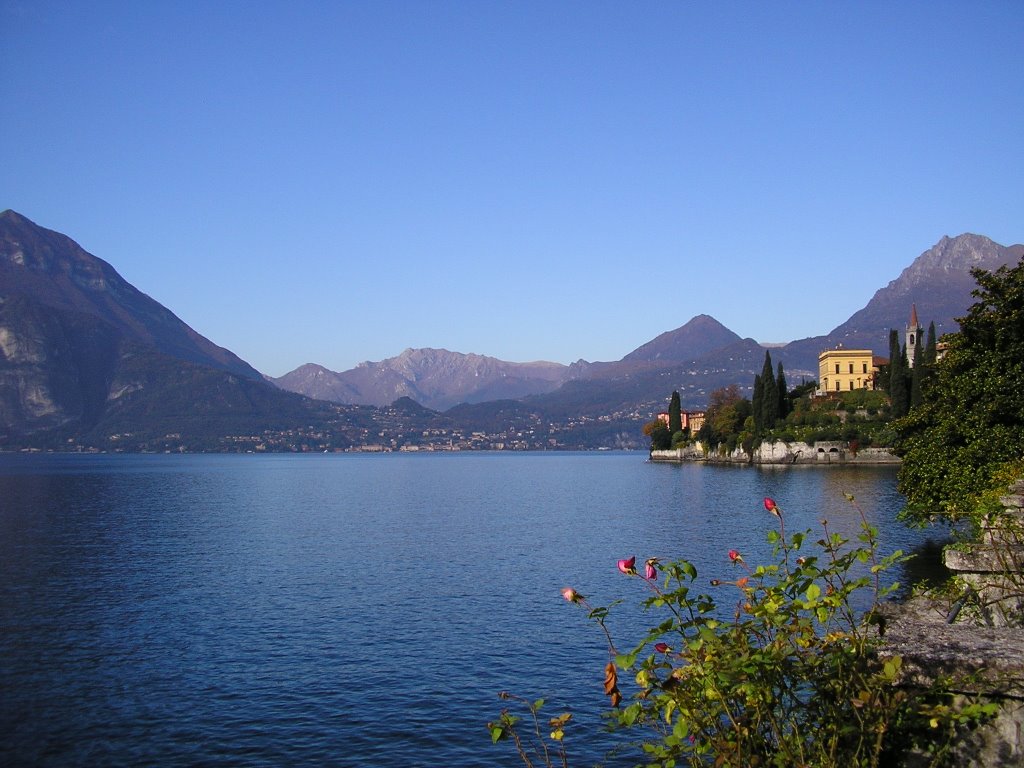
[657,410,706,433]
[817,347,878,394]
[816,303,929,395]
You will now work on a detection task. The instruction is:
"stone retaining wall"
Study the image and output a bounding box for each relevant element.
[650,440,900,465]
[880,478,1024,765]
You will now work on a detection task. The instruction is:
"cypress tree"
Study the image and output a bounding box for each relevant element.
[918,321,938,396]
[910,342,923,410]
[668,390,682,435]
[885,330,901,396]
[760,351,779,430]
[890,345,910,418]
[776,362,789,419]
[752,374,764,434]
[924,321,937,366]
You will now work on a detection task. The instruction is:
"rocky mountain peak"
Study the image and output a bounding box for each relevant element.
[779,233,1023,370]
[892,233,1017,289]
[276,347,571,410]
[1,209,118,292]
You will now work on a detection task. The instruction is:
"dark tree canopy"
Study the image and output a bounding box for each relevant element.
[668,390,682,435]
[752,351,778,436]
[697,384,752,449]
[889,340,910,419]
[897,258,1024,522]
[776,362,789,420]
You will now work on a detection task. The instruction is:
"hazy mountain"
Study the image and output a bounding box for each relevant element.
[0,210,354,445]
[622,314,742,362]
[522,337,772,415]
[3,212,1020,451]
[277,234,1021,419]
[781,233,1024,371]
[513,234,1023,420]
[274,348,572,411]
[275,315,741,412]
[269,363,367,404]
[1,210,259,379]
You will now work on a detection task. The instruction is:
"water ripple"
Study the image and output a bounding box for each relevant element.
[0,453,924,766]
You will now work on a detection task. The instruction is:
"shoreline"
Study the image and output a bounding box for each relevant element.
[650,440,900,466]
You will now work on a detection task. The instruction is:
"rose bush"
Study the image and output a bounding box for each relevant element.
[493,495,996,767]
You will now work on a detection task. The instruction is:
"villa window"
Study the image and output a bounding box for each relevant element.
[835,364,840,374]
[849,363,854,374]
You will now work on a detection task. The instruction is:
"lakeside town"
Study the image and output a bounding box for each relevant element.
[647,304,942,464]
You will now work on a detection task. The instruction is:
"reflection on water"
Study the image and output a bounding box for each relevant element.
[901,536,954,593]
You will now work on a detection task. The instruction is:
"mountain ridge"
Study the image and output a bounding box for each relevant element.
[2,209,1021,449]
[0,210,352,443]
[778,232,1024,371]
[621,314,742,363]
[273,347,571,411]
[273,232,1023,412]
[1,209,260,380]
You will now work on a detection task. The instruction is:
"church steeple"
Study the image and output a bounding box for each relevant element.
[906,303,923,368]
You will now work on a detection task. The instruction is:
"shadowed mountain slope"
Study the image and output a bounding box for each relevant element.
[622,314,742,363]
[0,210,350,444]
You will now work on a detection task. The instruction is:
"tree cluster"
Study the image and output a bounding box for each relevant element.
[751,351,790,436]
[884,323,938,419]
[644,390,691,451]
[897,258,1024,522]
[695,384,752,452]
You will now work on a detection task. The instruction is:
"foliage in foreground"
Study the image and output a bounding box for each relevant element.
[492,497,996,767]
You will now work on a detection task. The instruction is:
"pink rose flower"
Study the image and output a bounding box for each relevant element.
[617,556,637,575]
[644,559,657,580]
[728,549,742,563]
[653,642,670,653]
[561,587,580,603]
[764,497,781,517]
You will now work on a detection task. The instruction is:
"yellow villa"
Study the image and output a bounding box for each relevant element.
[817,347,877,394]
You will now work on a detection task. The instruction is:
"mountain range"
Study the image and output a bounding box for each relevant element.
[0,209,369,448]
[1,208,1021,450]
[273,349,572,411]
[273,232,1023,412]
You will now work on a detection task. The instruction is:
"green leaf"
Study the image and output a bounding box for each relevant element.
[615,652,636,669]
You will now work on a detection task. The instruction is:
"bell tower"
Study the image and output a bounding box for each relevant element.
[906,304,923,368]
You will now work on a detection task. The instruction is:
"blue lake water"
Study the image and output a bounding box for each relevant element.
[0,453,943,766]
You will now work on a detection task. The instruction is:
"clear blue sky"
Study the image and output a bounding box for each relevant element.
[2,1,1022,377]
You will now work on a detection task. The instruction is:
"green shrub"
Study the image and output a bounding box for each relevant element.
[494,496,997,767]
